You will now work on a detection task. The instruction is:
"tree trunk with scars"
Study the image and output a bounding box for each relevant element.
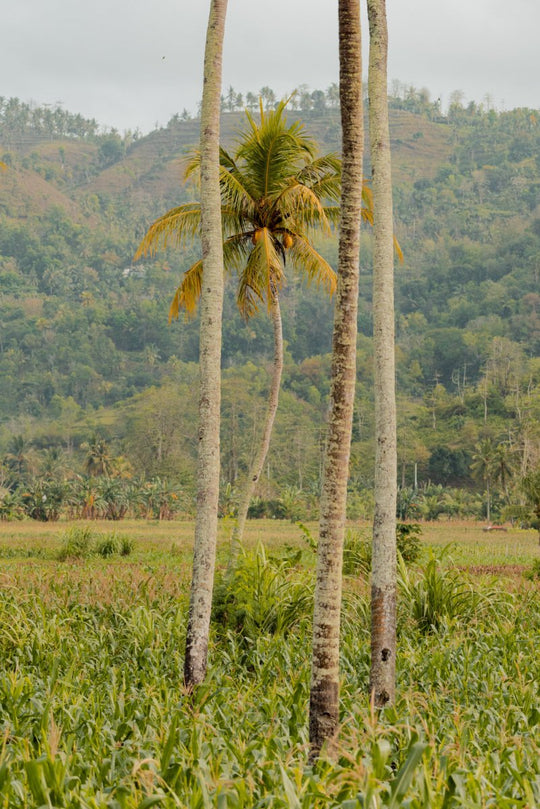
[368,0,398,707]
[309,0,363,758]
[228,289,283,568]
[183,0,228,688]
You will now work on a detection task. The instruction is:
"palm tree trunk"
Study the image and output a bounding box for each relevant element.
[309,0,363,759]
[368,0,398,707]
[228,290,283,568]
[183,0,228,688]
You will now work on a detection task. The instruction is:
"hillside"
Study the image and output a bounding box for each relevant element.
[0,91,539,520]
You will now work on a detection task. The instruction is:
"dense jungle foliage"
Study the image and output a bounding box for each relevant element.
[1,87,539,523]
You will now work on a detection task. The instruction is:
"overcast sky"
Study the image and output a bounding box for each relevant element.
[2,0,538,134]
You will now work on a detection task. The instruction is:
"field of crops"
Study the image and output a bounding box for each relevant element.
[0,519,539,807]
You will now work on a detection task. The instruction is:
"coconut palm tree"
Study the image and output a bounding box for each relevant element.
[471,438,498,522]
[368,0,398,709]
[83,436,113,478]
[309,0,364,758]
[182,0,227,688]
[136,99,345,560]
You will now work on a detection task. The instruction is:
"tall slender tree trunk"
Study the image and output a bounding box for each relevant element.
[228,290,283,568]
[183,0,228,688]
[309,0,363,758]
[368,0,398,707]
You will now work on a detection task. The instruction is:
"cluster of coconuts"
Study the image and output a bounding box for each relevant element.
[251,228,294,249]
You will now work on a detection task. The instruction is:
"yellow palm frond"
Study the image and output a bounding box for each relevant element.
[237,228,284,319]
[359,181,403,259]
[135,204,201,260]
[168,260,203,321]
[394,235,404,263]
[168,235,249,321]
[288,237,337,296]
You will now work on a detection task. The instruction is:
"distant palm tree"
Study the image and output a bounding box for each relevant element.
[471,438,497,522]
[83,436,113,478]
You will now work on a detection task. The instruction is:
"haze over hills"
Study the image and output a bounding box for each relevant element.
[0,89,539,516]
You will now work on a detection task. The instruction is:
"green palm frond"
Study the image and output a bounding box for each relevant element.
[275,182,333,235]
[219,165,258,222]
[288,237,337,296]
[239,104,316,198]
[135,203,201,259]
[322,206,341,227]
[296,154,342,201]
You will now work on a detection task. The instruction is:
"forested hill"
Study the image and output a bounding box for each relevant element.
[0,90,539,512]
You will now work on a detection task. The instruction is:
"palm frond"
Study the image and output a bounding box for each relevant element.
[296,154,342,202]
[219,165,258,222]
[359,181,403,260]
[274,183,333,235]
[135,204,201,259]
[183,151,201,181]
[237,228,284,318]
[168,260,203,321]
[288,237,337,296]
[237,103,316,197]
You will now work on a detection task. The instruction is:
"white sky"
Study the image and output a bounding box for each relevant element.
[2,0,538,133]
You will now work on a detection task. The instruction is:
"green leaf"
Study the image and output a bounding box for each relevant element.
[388,741,428,808]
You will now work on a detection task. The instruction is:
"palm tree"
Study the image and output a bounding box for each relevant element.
[309,0,364,758]
[368,0,398,708]
[136,99,343,560]
[182,0,227,688]
[471,438,497,522]
[520,467,540,544]
[83,436,113,478]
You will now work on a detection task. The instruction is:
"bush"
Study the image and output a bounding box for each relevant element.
[58,526,95,560]
[58,527,134,560]
[396,522,422,563]
[119,535,135,556]
[399,554,488,633]
[342,523,423,575]
[526,558,540,580]
[96,534,119,557]
[212,544,312,641]
[343,527,371,575]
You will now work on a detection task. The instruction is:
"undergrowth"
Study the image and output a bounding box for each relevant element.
[0,537,538,806]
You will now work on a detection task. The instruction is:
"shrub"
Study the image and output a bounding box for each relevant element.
[96,534,119,557]
[58,526,95,560]
[526,558,540,580]
[396,522,422,563]
[212,544,312,641]
[399,554,487,633]
[119,535,135,556]
[343,527,372,575]
[342,523,423,575]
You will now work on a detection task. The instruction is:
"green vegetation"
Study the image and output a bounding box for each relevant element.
[0,520,538,805]
[1,90,539,526]
[1,88,540,800]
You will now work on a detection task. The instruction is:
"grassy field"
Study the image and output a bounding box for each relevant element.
[0,518,539,807]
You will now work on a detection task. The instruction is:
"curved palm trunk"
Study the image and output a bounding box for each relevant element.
[368,0,398,707]
[228,290,283,568]
[309,0,363,758]
[183,0,228,688]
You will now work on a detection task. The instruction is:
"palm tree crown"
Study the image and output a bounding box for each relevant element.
[136,99,353,319]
